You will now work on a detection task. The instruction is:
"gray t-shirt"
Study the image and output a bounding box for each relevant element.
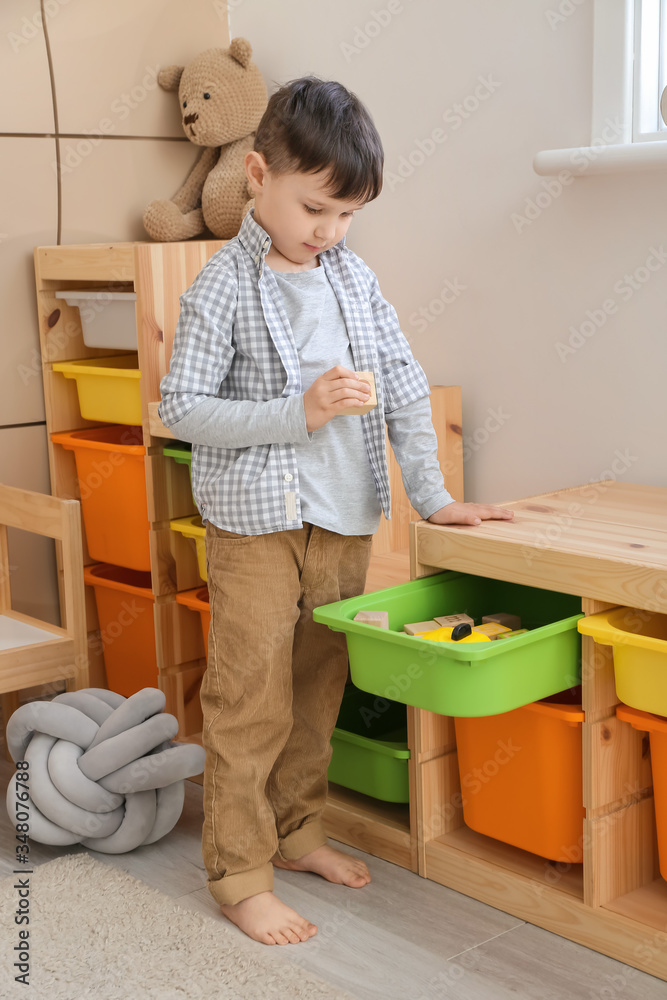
[270,264,382,535]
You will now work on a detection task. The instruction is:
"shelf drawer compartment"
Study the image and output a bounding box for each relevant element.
[170,515,206,582]
[176,586,210,658]
[579,608,667,715]
[313,572,582,716]
[54,289,137,350]
[455,691,585,862]
[51,425,150,572]
[53,355,141,425]
[84,562,157,698]
[617,704,667,881]
[328,685,410,803]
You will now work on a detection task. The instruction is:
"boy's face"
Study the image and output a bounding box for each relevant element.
[246,153,366,271]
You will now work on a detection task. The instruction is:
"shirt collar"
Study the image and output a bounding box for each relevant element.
[238,208,347,272]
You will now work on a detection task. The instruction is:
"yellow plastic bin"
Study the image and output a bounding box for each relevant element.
[53,355,141,425]
[579,608,667,715]
[51,425,150,572]
[84,563,157,698]
[170,515,206,581]
[617,703,667,881]
[454,689,585,862]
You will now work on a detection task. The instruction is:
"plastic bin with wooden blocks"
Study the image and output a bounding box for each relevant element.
[353,609,389,629]
[472,621,512,639]
[434,613,474,627]
[338,372,376,415]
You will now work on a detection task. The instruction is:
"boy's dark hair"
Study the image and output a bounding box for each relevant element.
[254,77,384,203]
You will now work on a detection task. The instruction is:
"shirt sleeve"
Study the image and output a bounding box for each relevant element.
[158,260,311,448]
[386,395,455,519]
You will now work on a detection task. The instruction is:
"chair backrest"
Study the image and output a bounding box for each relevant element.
[0,483,84,638]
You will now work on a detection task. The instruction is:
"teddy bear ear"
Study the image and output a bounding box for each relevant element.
[158,65,185,92]
[229,37,252,69]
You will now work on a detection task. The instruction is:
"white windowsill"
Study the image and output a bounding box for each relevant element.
[533,140,667,177]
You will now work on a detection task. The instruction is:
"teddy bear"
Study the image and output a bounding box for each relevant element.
[143,38,267,242]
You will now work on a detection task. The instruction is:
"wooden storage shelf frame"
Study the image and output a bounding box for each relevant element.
[34,238,464,863]
[409,482,667,980]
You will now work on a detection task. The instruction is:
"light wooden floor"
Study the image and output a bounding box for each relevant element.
[1,755,664,1000]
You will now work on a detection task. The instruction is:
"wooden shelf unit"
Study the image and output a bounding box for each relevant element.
[34,239,464,869]
[408,482,667,980]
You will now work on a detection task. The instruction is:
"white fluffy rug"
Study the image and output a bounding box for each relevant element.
[0,853,356,999]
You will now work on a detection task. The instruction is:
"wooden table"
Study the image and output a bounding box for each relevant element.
[407,481,667,980]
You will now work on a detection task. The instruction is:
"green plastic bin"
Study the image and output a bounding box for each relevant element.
[163,441,192,487]
[328,685,410,803]
[314,572,583,717]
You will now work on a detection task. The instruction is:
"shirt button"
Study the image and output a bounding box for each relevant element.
[284,473,293,482]
[254,254,260,264]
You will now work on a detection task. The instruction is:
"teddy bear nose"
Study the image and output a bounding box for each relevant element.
[183,111,198,125]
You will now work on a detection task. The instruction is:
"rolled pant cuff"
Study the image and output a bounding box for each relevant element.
[278,821,328,861]
[207,862,274,906]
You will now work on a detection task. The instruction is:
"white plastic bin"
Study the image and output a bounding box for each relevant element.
[55,289,137,349]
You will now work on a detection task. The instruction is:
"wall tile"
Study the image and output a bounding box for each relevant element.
[59,136,200,243]
[0,423,59,626]
[0,137,58,427]
[48,0,230,139]
[0,0,55,134]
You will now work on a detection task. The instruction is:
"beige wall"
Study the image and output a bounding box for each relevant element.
[231,0,667,504]
[0,0,229,621]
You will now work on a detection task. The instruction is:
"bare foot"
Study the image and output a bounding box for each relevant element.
[220,891,317,945]
[273,844,371,888]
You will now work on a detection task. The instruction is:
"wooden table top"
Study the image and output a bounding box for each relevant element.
[411,482,667,611]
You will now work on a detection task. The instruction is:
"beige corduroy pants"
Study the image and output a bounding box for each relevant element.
[201,521,372,906]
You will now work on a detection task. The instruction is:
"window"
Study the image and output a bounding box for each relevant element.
[633,0,667,140]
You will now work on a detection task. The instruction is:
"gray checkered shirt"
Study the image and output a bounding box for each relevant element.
[159,211,442,534]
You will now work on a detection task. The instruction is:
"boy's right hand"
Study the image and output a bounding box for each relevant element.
[303,366,372,432]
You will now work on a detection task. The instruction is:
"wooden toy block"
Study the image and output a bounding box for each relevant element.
[494,628,529,639]
[353,609,389,629]
[403,619,441,635]
[434,613,474,627]
[472,621,512,639]
[338,372,377,415]
[482,612,521,630]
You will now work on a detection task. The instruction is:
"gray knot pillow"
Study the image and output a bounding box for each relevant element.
[5,688,205,854]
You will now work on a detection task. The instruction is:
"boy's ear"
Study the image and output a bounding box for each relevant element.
[245,151,269,194]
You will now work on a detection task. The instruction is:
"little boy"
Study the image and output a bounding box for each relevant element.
[159,77,513,946]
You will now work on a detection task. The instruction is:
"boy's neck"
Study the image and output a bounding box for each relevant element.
[266,246,320,273]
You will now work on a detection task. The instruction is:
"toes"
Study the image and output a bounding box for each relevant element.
[283,926,301,944]
[272,930,290,945]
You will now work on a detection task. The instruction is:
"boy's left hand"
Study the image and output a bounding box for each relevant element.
[427,501,514,527]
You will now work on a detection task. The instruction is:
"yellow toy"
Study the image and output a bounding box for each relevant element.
[421,624,490,644]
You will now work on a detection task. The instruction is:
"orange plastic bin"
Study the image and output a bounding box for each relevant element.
[176,587,210,659]
[454,690,585,862]
[84,563,157,698]
[617,704,667,881]
[51,425,150,572]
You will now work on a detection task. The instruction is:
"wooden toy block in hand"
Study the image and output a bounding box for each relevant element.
[338,372,377,415]
[482,612,521,630]
[434,613,474,627]
[354,609,389,629]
